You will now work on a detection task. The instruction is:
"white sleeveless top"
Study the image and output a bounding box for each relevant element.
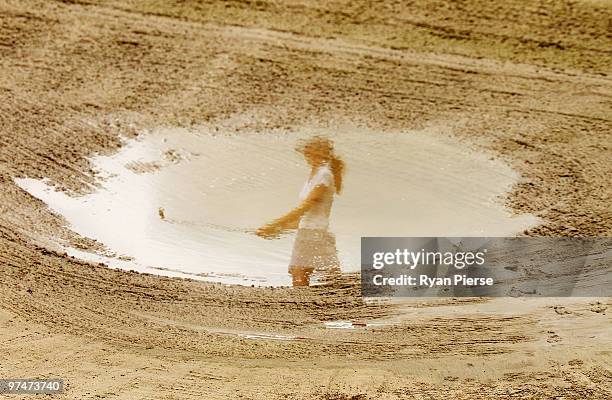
[299,163,335,229]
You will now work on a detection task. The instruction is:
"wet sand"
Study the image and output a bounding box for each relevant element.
[1,0,611,399]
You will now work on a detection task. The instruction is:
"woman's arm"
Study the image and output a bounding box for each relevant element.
[256,184,327,239]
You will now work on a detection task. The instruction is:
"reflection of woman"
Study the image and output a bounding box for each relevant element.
[256,137,345,286]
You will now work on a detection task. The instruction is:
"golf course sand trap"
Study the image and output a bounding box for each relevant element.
[16,127,539,286]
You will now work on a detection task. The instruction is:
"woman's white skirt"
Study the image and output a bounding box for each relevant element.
[289,228,339,269]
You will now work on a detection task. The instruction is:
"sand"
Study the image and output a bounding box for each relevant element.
[0,0,611,398]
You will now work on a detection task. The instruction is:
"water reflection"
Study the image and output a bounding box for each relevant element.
[15,127,541,287]
[289,228,341,286]
[256,137,344,286]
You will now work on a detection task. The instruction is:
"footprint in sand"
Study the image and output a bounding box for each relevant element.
[552,306,572,315]
[589,302,607,314]
[546,331,562,343]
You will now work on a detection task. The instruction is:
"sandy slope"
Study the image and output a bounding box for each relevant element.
[0,0,611,398]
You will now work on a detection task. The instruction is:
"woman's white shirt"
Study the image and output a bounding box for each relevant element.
[299,163,335,229]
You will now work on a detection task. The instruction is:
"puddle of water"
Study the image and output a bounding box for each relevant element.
[16,127,539,286]
[324,321,355,330]
[323,320,391,329]
[242,334,300,341]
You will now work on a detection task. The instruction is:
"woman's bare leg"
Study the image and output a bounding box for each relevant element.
[289,265,314,286]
